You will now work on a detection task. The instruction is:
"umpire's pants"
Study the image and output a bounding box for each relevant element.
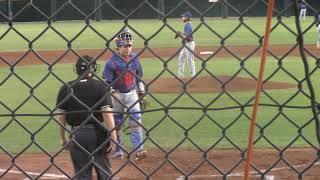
[69,124,112,180]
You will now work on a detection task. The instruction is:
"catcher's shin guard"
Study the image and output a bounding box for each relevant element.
[130,128,143,152]
[114,114,124,130]
[128,109,144,154]
[115,130,123,154]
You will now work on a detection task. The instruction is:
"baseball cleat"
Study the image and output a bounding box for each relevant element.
[112,151,124,160]
[134,149,147,161]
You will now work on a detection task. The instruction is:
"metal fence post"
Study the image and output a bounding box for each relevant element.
[50,0,56,21]
[284,0,291,17]
[158,0,165,20]
[7,0,12,19]
[95,0,102,21]
[221,0,228,18]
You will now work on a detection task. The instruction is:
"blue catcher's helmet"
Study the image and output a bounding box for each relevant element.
[114,29,133,47]
[181,11,192,19]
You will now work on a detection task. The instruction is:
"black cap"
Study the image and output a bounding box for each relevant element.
[75,55,97,75]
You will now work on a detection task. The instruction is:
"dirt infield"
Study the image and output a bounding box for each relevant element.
[0,44,299,93]
[0,148,319,180]
[146,75,295,94]
[0,44,318,67]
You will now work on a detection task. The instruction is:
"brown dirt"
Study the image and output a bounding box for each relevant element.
[0,148,319,180]
[147,75,295,93]
[0,44,299,93]
[0,45,307,179]
[0,44,318,67]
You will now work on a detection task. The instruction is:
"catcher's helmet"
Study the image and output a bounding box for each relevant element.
[114,28,133,47]
[181,11,192,19]
[74,55,98,75]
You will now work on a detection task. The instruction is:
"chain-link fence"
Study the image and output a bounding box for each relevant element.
[1,0,320,179]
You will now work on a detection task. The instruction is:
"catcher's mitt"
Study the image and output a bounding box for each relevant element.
[174,31,182,39]
[140,98,148,111]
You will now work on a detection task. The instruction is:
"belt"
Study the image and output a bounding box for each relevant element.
[71,122,98,128]
[118,89,135,93]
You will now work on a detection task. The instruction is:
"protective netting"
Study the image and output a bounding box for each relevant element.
[0,0,320,179]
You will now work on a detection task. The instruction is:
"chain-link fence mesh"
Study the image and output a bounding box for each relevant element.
[1,0,320,179]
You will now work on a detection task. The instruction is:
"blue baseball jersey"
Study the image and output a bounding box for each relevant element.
[102,53,143,93]
[299,3,306,9]
[184,22,193,42]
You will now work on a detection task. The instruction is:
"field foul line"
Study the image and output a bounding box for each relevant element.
[176,162,320,179]
[254,161,320,174]
[0,168,67,179]
[0,168,121,180]
[176,174,274,180]
[1,161,320,179]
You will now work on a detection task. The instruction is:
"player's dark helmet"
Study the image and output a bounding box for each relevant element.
[114,28,133,47]
[74,55,98,76]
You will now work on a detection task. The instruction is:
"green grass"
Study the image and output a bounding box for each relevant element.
[1,56,320,153]
[0,17,317,51]
[1,17,319,154]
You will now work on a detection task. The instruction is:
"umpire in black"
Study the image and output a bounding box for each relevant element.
[56,55,116,180]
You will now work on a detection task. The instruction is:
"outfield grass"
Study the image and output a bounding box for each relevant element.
[0,17,317,51]
[0,56,319,153]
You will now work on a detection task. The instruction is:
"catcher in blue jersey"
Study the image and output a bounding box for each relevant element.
[102,29,147,161]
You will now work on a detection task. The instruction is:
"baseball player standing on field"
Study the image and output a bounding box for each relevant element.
[299,1,307,21]
[176,11,196,78]
[102,29,147,161]
[56,55,116,180]
[315,12,320,48]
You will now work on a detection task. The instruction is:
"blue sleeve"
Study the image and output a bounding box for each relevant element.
[184,23,192,36]
[102,60,114,84]
[131,53,143,79]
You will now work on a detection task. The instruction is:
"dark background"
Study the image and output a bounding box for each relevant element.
[0,0,319,22]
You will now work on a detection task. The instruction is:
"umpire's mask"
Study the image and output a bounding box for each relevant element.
[74,55,99,77]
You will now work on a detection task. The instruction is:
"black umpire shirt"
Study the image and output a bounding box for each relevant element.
[56,78,112,126]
